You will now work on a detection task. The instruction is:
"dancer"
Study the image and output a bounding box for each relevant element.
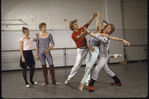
[36,22,59,86]
[83,23,130,92]
[64,12,98,86]
[79,12,130,90]
[19,27,37,88]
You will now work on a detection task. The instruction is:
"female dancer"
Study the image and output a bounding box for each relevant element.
[79,12,130,90]
[19,27,37,88]
[36,22,59,86]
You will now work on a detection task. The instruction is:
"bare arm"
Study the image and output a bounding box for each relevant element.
[100,34,130,46]
[96,12,100,31]
[36,47,39,60]
[87,12,98,25]
[48,44,55,50]
[20,41,25,63]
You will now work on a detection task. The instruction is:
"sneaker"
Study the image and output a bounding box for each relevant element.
[88,86,94,92]
[85,81,89,86]
[79,83,84,91]
[64,79,70,84]
[26,84,30,88]
[111,82,122,86]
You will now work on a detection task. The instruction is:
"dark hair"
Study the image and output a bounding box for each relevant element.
[69,19,77,31]
[22,27,29,33]
[101,20,108,25]
[39,22,46,31]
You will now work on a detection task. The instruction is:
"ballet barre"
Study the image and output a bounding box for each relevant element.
[1,48,77,66]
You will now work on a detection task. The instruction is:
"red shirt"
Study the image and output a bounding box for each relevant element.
[71,24,89,48]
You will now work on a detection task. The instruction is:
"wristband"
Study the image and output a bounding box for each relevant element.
[88,31,91,34]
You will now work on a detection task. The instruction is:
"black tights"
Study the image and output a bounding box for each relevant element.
[22,64,35,85]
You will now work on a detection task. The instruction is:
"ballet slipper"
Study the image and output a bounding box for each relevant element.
[79,83,84,91]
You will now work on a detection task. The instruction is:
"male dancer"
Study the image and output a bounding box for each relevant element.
[83,24,130,92]
[64,12,98,86]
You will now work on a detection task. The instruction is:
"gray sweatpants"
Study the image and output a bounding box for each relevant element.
[91,56,115,80]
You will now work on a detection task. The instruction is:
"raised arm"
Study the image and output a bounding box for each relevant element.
[96,11,100,31]
[87,12,98,25]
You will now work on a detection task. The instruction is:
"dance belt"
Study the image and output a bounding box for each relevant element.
[78,46,88,49]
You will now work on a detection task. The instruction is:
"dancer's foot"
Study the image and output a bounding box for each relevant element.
[26,84,30,88]
[30,81,38,85]
[79,83,84,91]
[113,54,122,58]
[88,86,94,92]
[64,79,70,84]
[111,82,122,86]
[41,82,49,86]
[53,82,60,85]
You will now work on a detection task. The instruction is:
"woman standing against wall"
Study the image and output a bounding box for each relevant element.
[19,27,37,88]
[36,22,59,86]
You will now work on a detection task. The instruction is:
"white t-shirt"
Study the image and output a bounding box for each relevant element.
[19,37,34,50]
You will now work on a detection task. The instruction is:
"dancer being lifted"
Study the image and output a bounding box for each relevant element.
[82,22,130,92]
[79,12,130,91]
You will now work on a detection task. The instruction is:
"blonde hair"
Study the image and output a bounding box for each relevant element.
[39,22,46,31]
[69,19,77,31]
[108,23,115,34]
[22,27,29,33]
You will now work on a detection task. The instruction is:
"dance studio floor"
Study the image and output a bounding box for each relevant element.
[2,61,148,98]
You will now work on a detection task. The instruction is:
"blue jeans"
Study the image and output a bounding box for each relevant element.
[81,47,99,84]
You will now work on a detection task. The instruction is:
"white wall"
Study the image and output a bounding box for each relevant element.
[121,0,147,29]
[104,0,124,63]
[1,0,105,30]
[121,0,147,61]
[1,0,148,71]
[1,0,105,70]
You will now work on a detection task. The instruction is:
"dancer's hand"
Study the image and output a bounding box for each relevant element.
[35,33,39,35]
[33,38,37,42]
[90,47,95,52]
[89,44,95,52]
[44,49,49,54]
[22,57,25,63]
[97,11,100,15]
[83,27,90,34]
[92,12,98,18]
[81,29,88,36]
[36,55,39,60]
[123,40,130,46]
